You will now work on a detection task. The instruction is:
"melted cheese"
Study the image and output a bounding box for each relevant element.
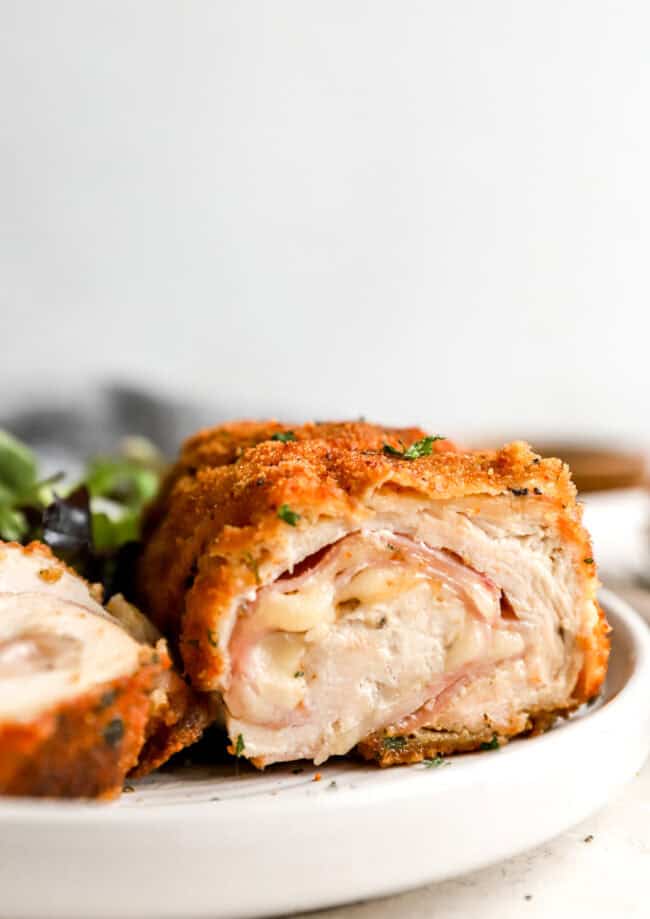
[256,582,336,632]
[445,618,489,671]
[226,529,535,763]
[337,566,427,607]
[445,620,525,672]
[250,633,306,710]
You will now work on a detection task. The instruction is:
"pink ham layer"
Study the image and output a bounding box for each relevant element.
[225,531,521,733]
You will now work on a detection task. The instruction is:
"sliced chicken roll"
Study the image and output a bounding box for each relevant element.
[138,422,609,767]
[0,542,211,797]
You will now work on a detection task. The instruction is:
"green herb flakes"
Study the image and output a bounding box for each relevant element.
[278,504,300,526]
[103,718,125,748]
[207,629,219,648]
[98,689,117,710]
[480,734,500,751]
[235,733,245,757]
[271,431,297,443]
[382,443,405,457]
[243,552,261,584]
[423,756,447,768]
[382,436,446,460]
[383,735,407,751]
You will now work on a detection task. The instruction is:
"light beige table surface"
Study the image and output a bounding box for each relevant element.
[294,585,650,919]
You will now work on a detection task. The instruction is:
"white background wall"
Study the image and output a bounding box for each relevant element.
[2,1,649,443]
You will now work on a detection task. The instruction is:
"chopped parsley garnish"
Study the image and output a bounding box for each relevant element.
[235,733,245,757]
[423,756,447,768]
[382,442,406,457]
[584,557,594,565]
[294,670,304,678]
[103,718,125,748]
[382,436,445,460]
[271,431,297,442]
[480,734,500,751]
[207,628,219,648]
[277,504,300,526]
[382,735,407,751]
[243,551,261,584]
[98,689,117,710]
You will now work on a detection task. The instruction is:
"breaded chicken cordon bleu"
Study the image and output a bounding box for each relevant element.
[138,421,610,768]
[0,542,212,798]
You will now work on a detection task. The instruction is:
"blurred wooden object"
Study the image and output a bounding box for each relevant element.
[532,444,648,494]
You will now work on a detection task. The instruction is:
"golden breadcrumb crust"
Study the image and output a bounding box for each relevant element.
[169,419,443,476]
[132,666,215,777]
[138,420,610,762]
[356,705,578,766]
[0,540,211,785]
[143,420,442,537]
[0,653,162,799]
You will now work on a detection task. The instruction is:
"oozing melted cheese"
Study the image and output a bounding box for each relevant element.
[255,582,336,633]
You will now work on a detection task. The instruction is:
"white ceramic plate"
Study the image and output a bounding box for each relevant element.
[1,590,649,919]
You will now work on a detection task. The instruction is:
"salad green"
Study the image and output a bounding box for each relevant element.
[0,429,165,594]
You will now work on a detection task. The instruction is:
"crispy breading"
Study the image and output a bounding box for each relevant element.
[0,542,212,793]
[357,706,579,766]
[138,420,610,765]
[103,594,215,776]
[0,653,162,798]
[131,665,215,777]
[175,419,440,471]
[144,419,442,537]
